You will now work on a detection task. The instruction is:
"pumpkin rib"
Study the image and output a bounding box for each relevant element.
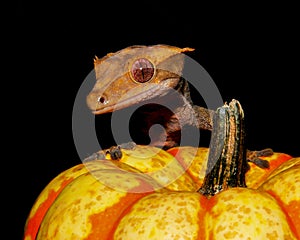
[205,187,298,239]
[24,178,74,240]
[85,182,154,240]
[259,165,300,239]
[112,192,206,240]
[36,169,162,239]
[263,189,300,239]
[24,164,89,240]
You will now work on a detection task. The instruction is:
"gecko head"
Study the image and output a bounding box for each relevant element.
[86,44,194,114]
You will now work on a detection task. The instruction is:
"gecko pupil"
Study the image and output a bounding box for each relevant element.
[131,58,154,83]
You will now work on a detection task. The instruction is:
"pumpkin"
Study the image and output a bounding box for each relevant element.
[23,100,300,239]
[23,144,299,239]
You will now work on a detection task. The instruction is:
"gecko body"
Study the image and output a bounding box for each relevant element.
[86,44,272,166]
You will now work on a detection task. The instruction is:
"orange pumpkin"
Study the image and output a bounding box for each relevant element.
[23,145,299,239]
[24,100,299,239]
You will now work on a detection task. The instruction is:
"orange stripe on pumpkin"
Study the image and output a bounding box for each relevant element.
[265,190,300,239]
[267,153,293,169]
[285,200,300,238]
[23,178,75,240]
[85,180,155,240]
[166,148,179,157]
[197,196,209,240]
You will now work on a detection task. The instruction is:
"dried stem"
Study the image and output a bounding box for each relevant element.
[198,99,248,197]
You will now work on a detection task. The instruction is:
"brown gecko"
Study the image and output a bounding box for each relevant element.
[86,44,272,167]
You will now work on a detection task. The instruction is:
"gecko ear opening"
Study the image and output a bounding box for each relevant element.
[130,58,155,83]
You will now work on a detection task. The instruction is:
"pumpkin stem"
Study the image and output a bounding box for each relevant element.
[198,99,249,197]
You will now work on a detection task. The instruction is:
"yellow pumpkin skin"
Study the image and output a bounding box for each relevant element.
[112,188,297,240]
[24,146,185,240]
[23,145,299,240]
[37,171,161,239]
[205,188,298,239]
[259,157,300,238]
[166,146,209,188]
[113,192,207,239]
[24,165,298,239]
[104,145,200,191]
[23,159,163,240]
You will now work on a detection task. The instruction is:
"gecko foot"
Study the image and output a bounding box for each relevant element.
[107,142,137,160]
[83,142,137,162]
[246,148,273,169]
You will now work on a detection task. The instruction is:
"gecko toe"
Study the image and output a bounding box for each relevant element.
[247,148,273,169]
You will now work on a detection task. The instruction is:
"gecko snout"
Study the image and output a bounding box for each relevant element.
[86,91,109,111]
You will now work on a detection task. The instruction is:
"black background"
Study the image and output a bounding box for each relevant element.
[7,1,299,239]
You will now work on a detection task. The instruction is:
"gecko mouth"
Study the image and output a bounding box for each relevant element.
[92,83,173,115]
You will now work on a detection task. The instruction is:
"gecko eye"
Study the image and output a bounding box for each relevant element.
[130,58,155,83]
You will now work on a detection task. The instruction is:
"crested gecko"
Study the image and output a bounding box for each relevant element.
[86,44,272,167]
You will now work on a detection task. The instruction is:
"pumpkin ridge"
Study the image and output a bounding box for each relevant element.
[263,189,300,239]
[24,163,88,240]
[102,178,159,240]
[86,190,152,239]
[197,196,209,240]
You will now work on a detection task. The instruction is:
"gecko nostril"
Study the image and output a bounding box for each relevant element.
[98,96,108,104]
